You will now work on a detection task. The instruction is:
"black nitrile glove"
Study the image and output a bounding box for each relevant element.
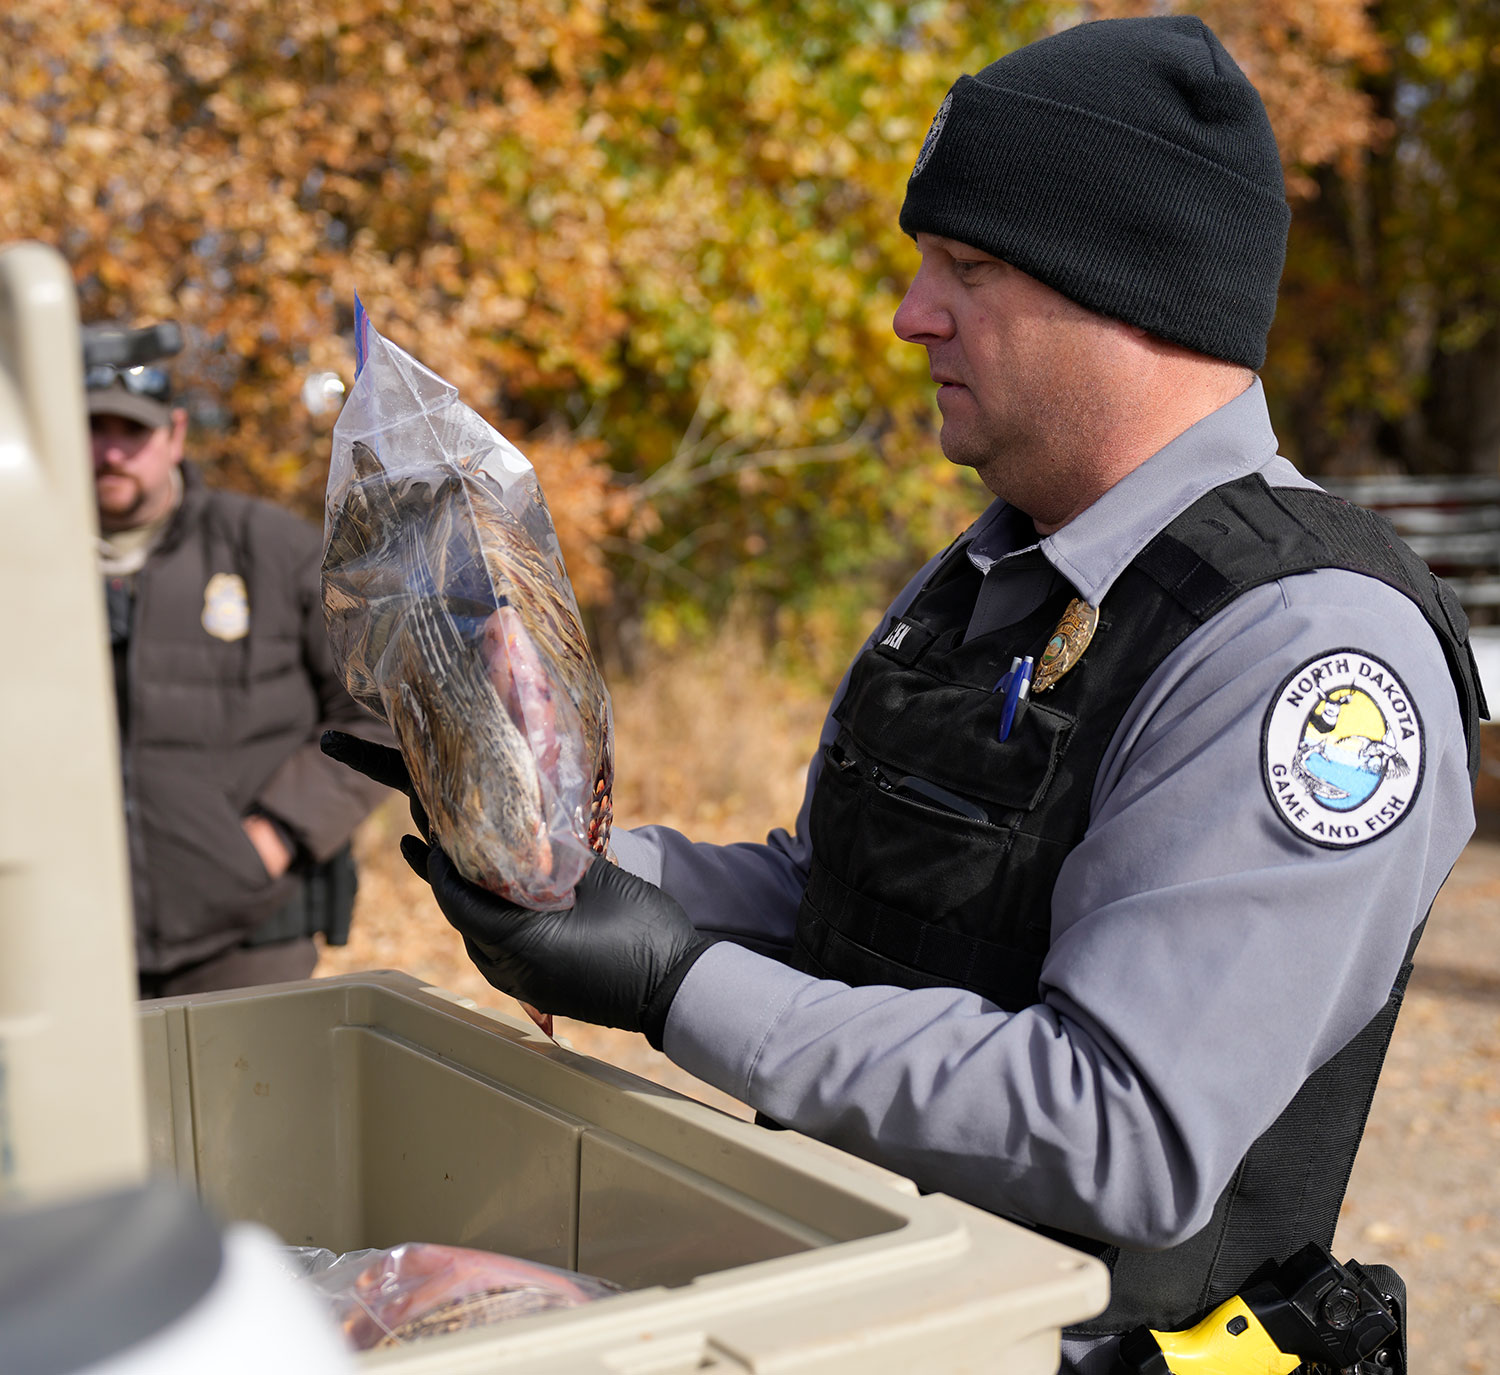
[401,835,717,1049]
[320,729,429,836]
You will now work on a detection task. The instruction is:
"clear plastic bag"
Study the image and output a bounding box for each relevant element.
[286,1241,618,1350]
[322,301,613,909]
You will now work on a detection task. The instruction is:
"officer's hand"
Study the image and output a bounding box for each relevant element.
[401,837,716,1049]
[320,729,429,836]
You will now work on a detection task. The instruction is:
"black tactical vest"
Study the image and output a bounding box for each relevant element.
[792,474,1484,1333]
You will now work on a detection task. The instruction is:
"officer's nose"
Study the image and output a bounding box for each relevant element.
[90,426,130,472]
[892,263,953,347]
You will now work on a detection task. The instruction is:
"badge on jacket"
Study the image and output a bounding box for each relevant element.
[1261,649,1423,849]
[202,572,250,641]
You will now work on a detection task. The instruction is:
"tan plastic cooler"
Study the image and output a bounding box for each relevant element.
[141,972,1107,1371]
[0,241,149,1208]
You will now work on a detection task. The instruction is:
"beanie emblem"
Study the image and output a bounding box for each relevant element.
[911,91,953,180]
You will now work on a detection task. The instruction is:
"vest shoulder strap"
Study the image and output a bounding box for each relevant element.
[1134,475,1486,782]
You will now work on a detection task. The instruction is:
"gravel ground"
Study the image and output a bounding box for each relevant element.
[1330,808,1500,1374]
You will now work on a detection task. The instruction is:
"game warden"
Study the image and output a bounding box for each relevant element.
[328,15,1486,1370]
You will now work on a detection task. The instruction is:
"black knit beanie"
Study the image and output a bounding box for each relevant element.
[899,15,1289,370]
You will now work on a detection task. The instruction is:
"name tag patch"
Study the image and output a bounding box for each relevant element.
[1261,649,1423,849]
[875,619,934,665]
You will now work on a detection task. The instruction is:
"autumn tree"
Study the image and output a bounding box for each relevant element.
[7,0,1484,668]
[1,0,635,604]
[1271,0,1500,475]
[1094,0,1500,475]
[3,0,1048,659]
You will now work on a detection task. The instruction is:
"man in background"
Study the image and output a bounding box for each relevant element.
[87,325,391,996]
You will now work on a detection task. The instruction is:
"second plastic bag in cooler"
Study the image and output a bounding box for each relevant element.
[287,1242,618,1350]
[321,302,612,909]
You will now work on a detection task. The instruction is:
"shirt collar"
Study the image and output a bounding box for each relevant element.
[967,377,1282,604]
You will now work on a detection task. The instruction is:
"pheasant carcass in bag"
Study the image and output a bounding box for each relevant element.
[321,303,612,909]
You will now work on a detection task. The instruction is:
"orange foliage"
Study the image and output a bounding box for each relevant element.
[0,0,634,586]
[4,0,1440,624]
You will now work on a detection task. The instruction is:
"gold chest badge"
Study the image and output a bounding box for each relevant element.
[202,572,250,641]
[1032,598,1098,692]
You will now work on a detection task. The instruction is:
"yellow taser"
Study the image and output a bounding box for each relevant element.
[1114,1241,1404,1374]
[1119,1295,1299,1373]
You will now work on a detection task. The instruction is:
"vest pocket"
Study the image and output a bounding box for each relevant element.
[825,736,1001,824]
[813,737,1058,944]
[837,685,1071,813]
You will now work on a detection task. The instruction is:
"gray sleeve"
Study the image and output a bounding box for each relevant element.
[661,569,1475,1248]
[608,818,815,957]
[608,556,944,954]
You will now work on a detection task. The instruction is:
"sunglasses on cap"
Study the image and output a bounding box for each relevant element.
[85,364,172,403]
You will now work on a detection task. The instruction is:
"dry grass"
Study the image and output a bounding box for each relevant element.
[314,626,831,1116]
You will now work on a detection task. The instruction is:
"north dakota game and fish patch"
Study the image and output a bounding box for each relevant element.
[1261,649,1423,849]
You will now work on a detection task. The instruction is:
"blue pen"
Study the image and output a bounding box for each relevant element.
[993,656,1022,697]
[997,655,1034,742]
[992,656,1021,735]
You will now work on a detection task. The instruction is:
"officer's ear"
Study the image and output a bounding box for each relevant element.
[165,407,189,465]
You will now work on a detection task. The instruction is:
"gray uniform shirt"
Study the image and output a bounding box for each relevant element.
[610,381,1475,1356]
